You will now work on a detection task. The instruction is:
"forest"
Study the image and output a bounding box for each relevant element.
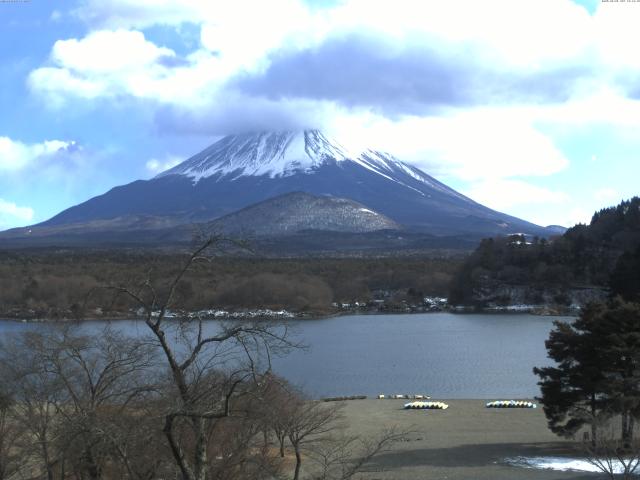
[449,197,640,306]
[0,248,461,320]
[3,198,640,319]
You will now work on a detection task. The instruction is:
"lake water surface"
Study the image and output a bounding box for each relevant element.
[0,313,568,399]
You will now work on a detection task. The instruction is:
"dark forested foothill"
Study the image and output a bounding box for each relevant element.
[449,197,640,308]
[0,250,461,320]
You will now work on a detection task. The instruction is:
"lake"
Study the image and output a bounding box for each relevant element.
[0,313,568,399]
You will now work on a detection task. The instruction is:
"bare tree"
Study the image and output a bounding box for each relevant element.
[0,331,65,480]
[205,407,283,480]
[255,373,297,458]
[0,389,25,480]
[285,398,344,480]
[100,399,173,480]
[255,374,405,480]
[35,326,157,480]
[307,428,407,480]
[101,235,297,480]
[1,327,171,480]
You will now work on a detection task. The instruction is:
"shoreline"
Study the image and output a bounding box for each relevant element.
[0,304,578,323]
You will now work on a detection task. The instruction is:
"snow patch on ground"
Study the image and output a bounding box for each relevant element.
[505,456,638,475]
[358,208,375,214]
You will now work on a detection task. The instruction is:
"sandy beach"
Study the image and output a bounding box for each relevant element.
[339,399,600,480]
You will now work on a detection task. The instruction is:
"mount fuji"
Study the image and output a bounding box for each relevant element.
[1,130,557,249]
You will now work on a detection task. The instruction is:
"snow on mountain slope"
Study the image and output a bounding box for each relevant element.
[24,129,551,241]
[159,131,449,194]
[157,129,473,206]
[157,131,351,181]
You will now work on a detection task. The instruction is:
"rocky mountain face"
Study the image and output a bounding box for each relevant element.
[1,130,556,249]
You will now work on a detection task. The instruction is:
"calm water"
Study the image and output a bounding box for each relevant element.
[0,313,568,399]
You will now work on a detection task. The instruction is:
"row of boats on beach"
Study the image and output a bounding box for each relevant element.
[403,400,537,410]
[376,395,538,410]
[485,400,537,408]
[373,395,538,410]
[404,401,449,410]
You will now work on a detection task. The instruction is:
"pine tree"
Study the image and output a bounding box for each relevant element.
[534,303,608,444]
[534,300,640,446]
[593,299,640,447]
[610,246,640,302]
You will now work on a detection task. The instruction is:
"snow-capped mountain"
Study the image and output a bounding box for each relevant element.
[157,131,353,180]
[156,131,463,201]
[2,130,555,248]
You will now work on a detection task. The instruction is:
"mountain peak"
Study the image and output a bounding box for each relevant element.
[21,128,550,243]
[157,130,358,181]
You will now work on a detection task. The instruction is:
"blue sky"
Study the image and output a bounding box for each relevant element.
[1,0,639,229]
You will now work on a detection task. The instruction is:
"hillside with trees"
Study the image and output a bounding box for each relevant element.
[449,197,640,308]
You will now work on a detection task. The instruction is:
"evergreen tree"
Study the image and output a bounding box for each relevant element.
[610,246,640,302]
[534,303,608,444]
[534,300,640,446]
[593,299,640,446]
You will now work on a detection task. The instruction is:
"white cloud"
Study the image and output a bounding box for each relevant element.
[534,88,640,130]
[199,0,310,68]
[464,179,569,211]
[566,207,594,226]
[74,0,311,48]
[325,0,593,69]
[0,137,74,171]
[145,155,182,175]
[32,0,315,108]
[67,0,637,87]
[29,30,184,105]
[52,29,175,73]
[593,2,640,71]
[330,109,570,181]
[0,198,34,228]
[73,0,205,29]
[25,0,640,200]
[73,0,592,69]
[42,1,640,97]
[32,0,640,123]
[594,187,620,204]
[502,205,592,230]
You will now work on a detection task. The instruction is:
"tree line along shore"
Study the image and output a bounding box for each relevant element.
[0,251,460,321]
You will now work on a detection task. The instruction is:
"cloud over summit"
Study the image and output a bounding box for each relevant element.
[5,0,640,229]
